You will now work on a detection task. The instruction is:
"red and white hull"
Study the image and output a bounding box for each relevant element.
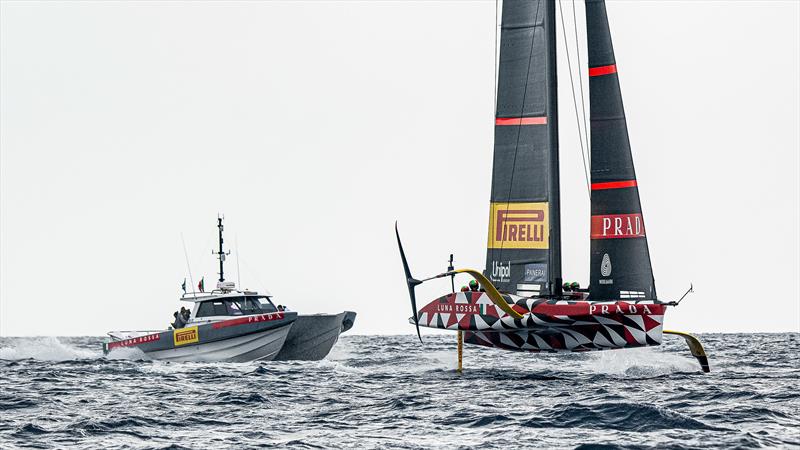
[414,291,665,353]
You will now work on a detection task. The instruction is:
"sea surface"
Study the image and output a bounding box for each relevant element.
[0,333,798,449]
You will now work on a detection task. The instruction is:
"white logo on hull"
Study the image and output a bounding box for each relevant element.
[601,253,612,277]
[491,261,511,282]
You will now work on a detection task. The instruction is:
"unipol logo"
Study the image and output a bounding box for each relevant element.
[590,214,646,240]
[487,202,549,249]
[490,261,511,282]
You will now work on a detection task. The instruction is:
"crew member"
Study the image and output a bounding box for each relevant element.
[469,279,480,292]
[460,285,470,292]
[172,310,186,329]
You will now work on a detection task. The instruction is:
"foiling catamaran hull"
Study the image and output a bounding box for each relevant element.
[415,291,663,352]
[410,289,708,371]
[274,311,357,361]
[104,312,297,362]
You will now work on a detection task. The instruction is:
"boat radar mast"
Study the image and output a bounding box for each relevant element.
[214,216,231,284]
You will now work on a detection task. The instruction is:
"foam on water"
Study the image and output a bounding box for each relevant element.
[584,346,698,376]
[105,346,150,361]
[0,337,96,361]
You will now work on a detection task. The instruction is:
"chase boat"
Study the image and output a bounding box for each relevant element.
[104,217,355,362]
[274,310,357,361]
[104,283,296,362]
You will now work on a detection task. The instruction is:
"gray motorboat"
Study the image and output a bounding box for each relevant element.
[274,311,357,361]
[104,216,354,362]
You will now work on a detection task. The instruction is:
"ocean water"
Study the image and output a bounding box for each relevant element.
[0,333,798,449]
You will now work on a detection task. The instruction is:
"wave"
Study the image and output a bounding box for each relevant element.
[0,337,96,361]
[0,394,37,411]
[105,346,150,361]
[582,347,699,376]
[524,402,729,432]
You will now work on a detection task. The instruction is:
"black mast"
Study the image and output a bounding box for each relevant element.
[545,0,562,296]
[483,0,562,297]
[585,0,656,300]
[215,216,230,283]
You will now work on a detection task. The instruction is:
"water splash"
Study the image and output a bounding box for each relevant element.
[0,337,96,361]
[584,347,698,376]
[105,346,150,361]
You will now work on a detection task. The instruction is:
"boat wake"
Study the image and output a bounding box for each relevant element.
[105,346,150,361]
[583,347,699,377]
[0,337,97,361]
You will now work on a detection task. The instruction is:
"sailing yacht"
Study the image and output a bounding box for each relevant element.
[396,0,709,372]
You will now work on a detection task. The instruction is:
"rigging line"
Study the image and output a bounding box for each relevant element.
[571,0,590,172]
[239,255,272,299]
[497,0,543,266]
[181,233,196,299]
[235,235,241,289]
[557,0,591,197]
[492,0,499,117]
[490,0,500,265]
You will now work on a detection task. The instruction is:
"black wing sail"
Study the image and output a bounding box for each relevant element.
[586,0,656,301]
[485,0,561,297]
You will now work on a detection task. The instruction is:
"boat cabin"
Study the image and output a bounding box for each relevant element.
[179,282,285,325]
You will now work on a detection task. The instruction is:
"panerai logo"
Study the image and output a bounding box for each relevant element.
[490,261,511,282]
[523,263,547,283]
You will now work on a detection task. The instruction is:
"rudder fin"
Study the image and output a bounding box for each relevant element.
[664,330,710,373]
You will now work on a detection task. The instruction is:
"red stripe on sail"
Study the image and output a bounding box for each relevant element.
[591,180,637,190]
[495,117,548,126]
[589,64,617,77]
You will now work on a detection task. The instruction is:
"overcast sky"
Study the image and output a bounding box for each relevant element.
[1,1,798,336]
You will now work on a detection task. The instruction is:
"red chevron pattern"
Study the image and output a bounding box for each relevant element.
[414,292,665,352]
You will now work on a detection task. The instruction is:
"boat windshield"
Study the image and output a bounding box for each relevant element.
[256,296,278,313]
[195,296,277,318]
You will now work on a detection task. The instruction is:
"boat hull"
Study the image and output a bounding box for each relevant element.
[415,291,664,352]
[104,312,297,362]
[146,325,292,362]
[273,311,356,361]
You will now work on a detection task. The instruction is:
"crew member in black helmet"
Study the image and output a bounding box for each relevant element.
[469,279,480,292]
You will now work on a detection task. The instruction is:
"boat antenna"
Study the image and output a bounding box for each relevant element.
[181,232,196,298]
[236,234,241,289]
[214,215,231,283]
